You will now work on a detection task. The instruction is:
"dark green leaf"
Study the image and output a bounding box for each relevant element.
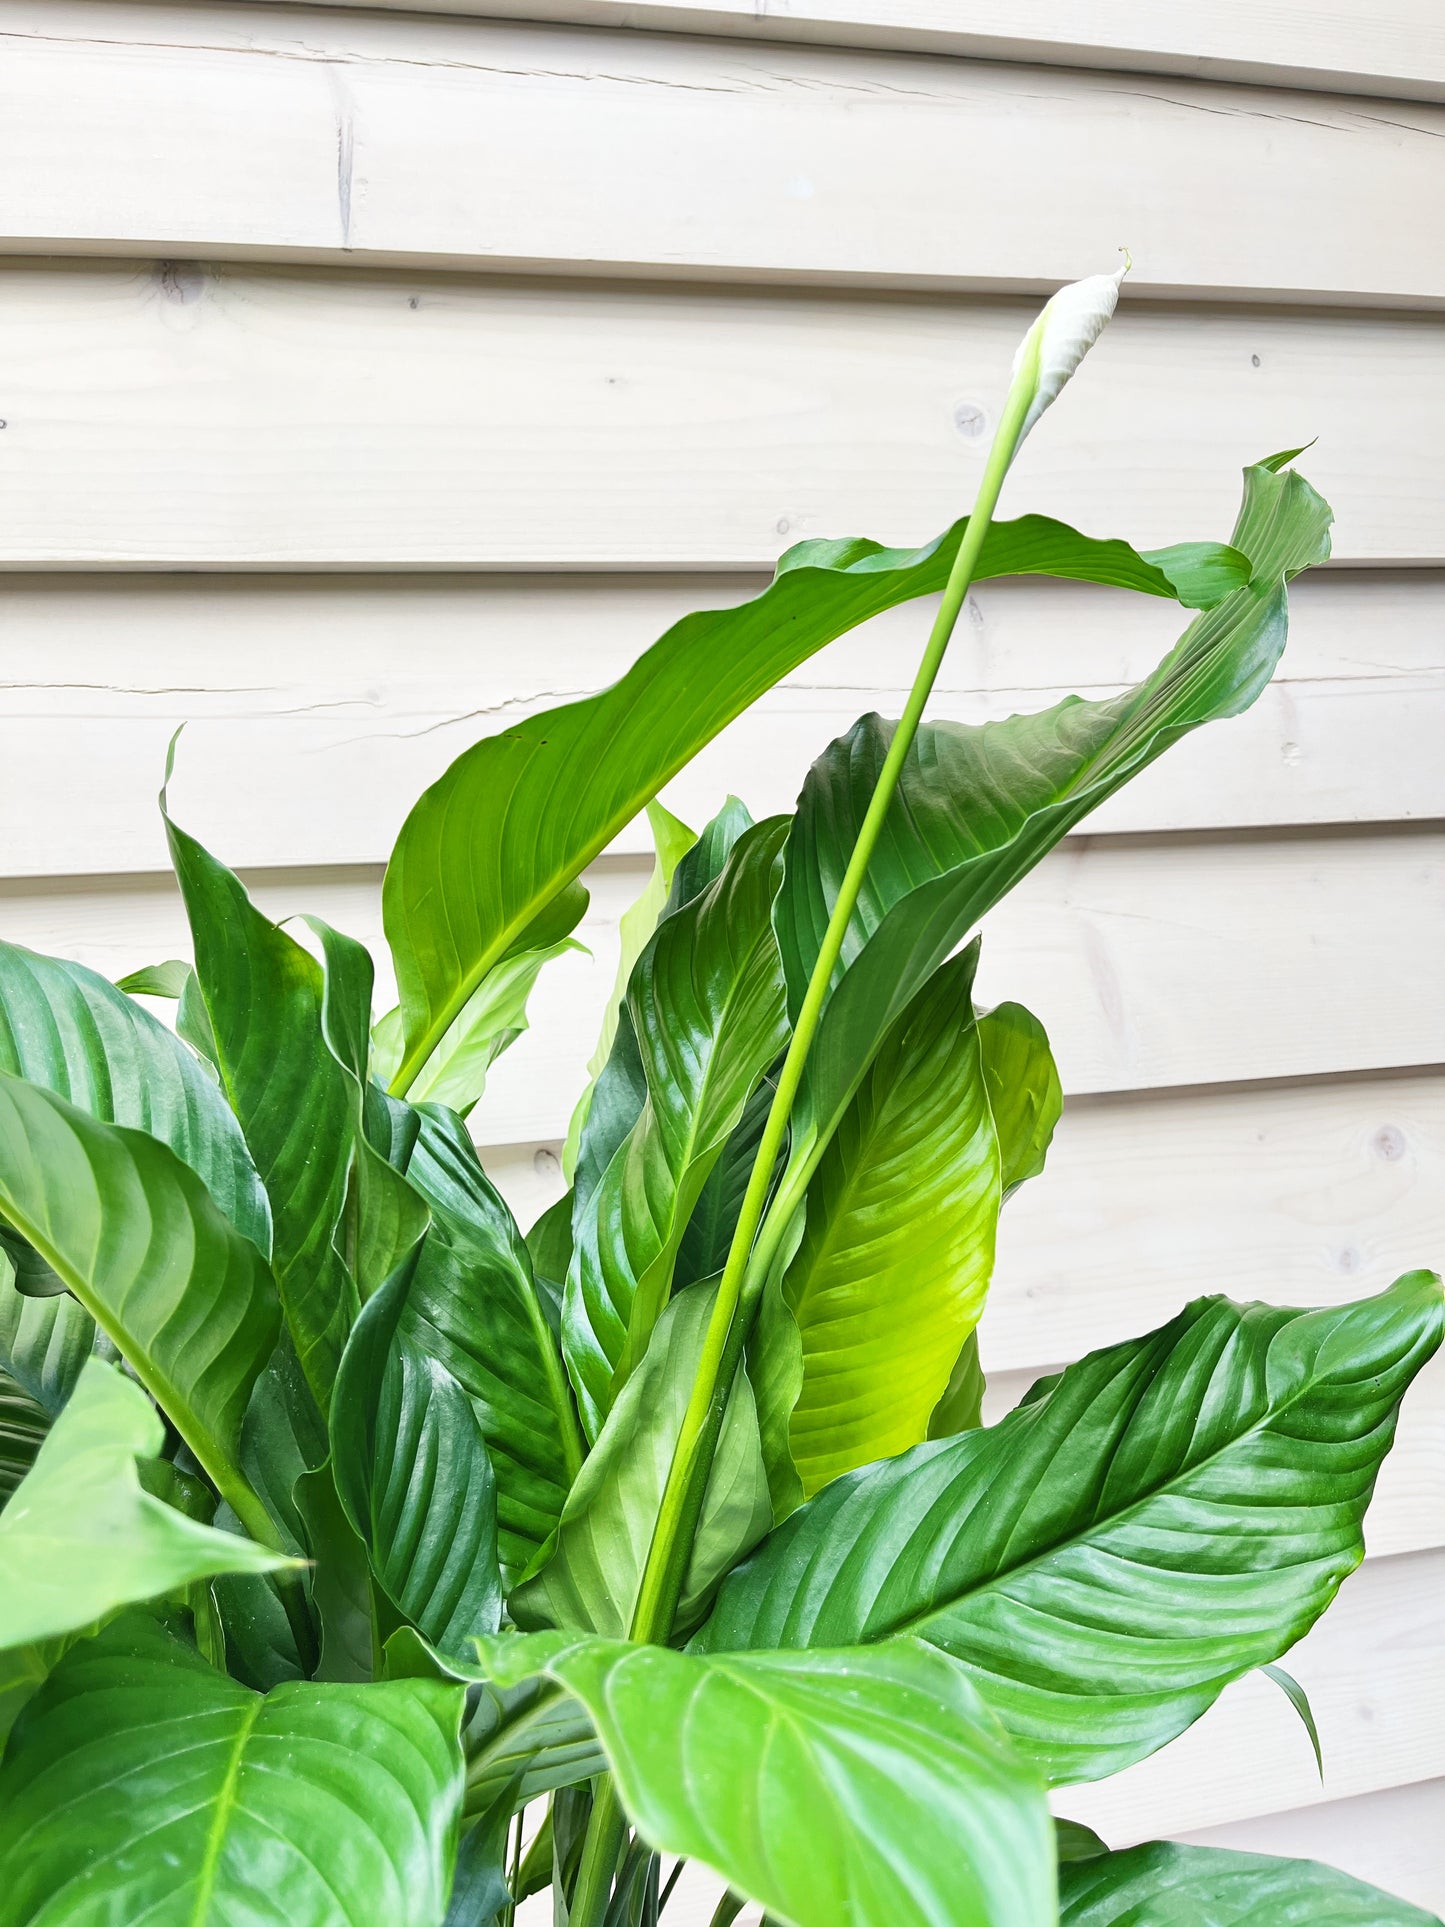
[164,804,358,1410]
[1058,1841,1438,1924]
[695,1273,1442,1785]
[294,1461,374,1683]
[382,513,1244,1092]
[0,1612,465,1927]
[0,1360,290,1651]
[783,943,1001,1496]
[0,1249,93,1419]
[0,939,270,1252]
[563,821,789,1439]
[0,1369,47,1505]
[514,1281,770,1639]
[773,463,1331,1173]
[0,1072,282,1545]
[403,1107,582,1584]
[332,1261,503,1658]
[674,1060,779,1293]
[476,1630,1054,1927]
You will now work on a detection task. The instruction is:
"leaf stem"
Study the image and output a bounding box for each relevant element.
[628,360,1037,1651]
[569,1776,627,1927]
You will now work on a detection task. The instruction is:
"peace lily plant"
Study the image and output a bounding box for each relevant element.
[0,267,1438,1927]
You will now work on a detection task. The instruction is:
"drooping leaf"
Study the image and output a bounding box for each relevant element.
[115,957,193,999]
[164,802,358,1411]
[563,821,789,1439]
[0,1611,465,1927]
[1057,1841,1438,1924]
[1262,1662,1324,1779]
[784,943,1001,1496]
[514,1282,770,1640]
[0,1360,291,1652]
[0,1072,282,1545]
[475,1630,1055,1927]
[563,799,696,1178]
[331,1261,503,1659]
[979,1001,1063,1198]
[383,513,1248,1093]
[773,462,1331,1174]
[376,939,581,1121]
[695,1273,1442,1785]
[0,940,270,1252]
[402,1107,582,1584]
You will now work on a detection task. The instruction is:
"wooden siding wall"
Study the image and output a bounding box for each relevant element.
[3,0,1442,1912]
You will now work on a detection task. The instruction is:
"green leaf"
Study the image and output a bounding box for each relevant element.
[294,1461,373,1683]
[979,1001,1063,1198]
[0,1360,290,1651]
[402,1107,582,1585]
[331,1261,503,1659]
[164,802,359,1411]
[563,820,789,1439]
[514,1281,771,1640]
[694,1273,1442,1785]
[563,799,696,1178]
[927,1331,986,1438]
[1262,1662,1324,1780]
[115,957,193,999]
[674,1061,780,1293]
[0,940,270,1253]
[0,1611,465,1927]
[0,1072,283,1545]
[0,1247,92,1420]
[382,512,1245,1093]
[773,462,1331,1174]
[784,943,1002,1496]
[476,1630,1054,1927]
[1057,1841,1439,1924]
[376,939,582,1120]
[0,1370,47,1504]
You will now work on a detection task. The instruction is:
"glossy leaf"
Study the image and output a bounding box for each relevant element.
[165,805,358,1410]
[477,1630,1054,1927]
[773,462,1331,1170]
[115,958,192,999]
[0,1360,290,1651]
[0,1071,282,1542]
[695,1273,1442,1785]
[514,1282,770,1639]
[332,1262,503,1658]
[674,1062,779,1293]
[563,799,696,1176]
[563,821,789,1439]
[0,1611,465,1927]
[402,1106,581,1584]
[0,939,270,1252]
[1057,1841,1439,1924]
[0,1371,47,1505]
[927,1332,986,1437]
[0,1247,93,1419]
[382,512,1245,1091]
[784,943,1001,1496]
[979,1001,1063,1198]
[376,938,581,1120]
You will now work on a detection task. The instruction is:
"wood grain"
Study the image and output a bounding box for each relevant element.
[0,263,1440,570]
[2,5,1442,303]
[279,0,1445,105]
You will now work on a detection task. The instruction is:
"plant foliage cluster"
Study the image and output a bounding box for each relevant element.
[0,280,1438,1927]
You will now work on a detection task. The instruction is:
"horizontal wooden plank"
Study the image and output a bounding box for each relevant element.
[280,0,1445,105]
[5,567,1441,878]
[36,823,1442,1126]
[1064,1548,1445,1839]
[3,5,1443,305]
[1181,1778,1445,1918]
[487,1070,1445,1562]
[1,264,1441,572]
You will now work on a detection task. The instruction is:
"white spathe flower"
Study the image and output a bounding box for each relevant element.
[1010,257,1129,446]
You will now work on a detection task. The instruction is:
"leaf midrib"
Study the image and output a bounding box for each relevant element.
[188,1698,261,1927]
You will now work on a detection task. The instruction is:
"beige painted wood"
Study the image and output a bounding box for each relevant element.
[1181,1778,1445,1917]
[1064,1548,1445,1839]
[5,567,1440,878]
[283,0,1445,104]
[3,6,1443,305]
[1,263,1440,571]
